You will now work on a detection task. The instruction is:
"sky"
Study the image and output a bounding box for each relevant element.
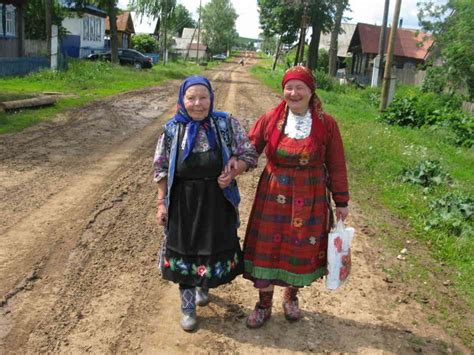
[118,0,438,39]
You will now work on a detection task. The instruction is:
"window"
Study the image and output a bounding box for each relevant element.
[5,5,16,37]
[83,15,101,42]
[83,17,89,40]
[0,7,3,37]
[97,20,101,41]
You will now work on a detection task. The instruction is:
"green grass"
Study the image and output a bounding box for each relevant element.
[0,59,218,134]
[251,61,474,346]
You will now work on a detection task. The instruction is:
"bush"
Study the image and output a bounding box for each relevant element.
[314,69,336,91]
[425,193,474,239]
[317,49,329,72]
[449,112,474,147]
[379,96,421,126]
[401,160,450,188]
[132,34,159,53]
[379,88,473,147]
[421,66,446,95]
[359,87,381,107]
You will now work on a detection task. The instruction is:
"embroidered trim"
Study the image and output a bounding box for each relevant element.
[164,253,240,278]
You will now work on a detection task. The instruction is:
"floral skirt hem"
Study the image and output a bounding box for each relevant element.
[243,260,327,287]
[161,248,243,288]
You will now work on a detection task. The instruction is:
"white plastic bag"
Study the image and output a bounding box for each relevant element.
[326,219,355,290]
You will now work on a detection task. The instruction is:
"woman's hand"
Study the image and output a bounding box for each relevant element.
[217,171,235,189]
[335,207,349,222]
[156,203,168,226]
[225,156,239,174]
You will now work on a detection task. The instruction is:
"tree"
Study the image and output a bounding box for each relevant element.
[418,0,474,98]
[105,0,120,63]
[258,0,300,70]
[131,0,176,64]
[260,0,337,70]
[168,4,195,37]
[306,0,337,70]
[328,0,349,76]
[260,33,277,55]
[25,0,66,41]
[132,33,159,52]
[201,0,238,54]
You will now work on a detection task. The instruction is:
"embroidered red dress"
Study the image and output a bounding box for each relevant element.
[243,110,349,287]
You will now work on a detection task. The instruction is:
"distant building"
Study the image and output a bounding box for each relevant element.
[348,23,433,84]
[319,23,356,70]
[172,28,207,60]
[131,12,159,39]
[61,2,107,58]
[105,11,135,49]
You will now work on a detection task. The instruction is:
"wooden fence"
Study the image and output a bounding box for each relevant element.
[394,67,426,86]
[0,57,49,77]
[25,39,47,56]
[462,102,474,115]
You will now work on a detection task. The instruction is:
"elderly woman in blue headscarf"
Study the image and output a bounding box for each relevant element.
[153,75,258,331]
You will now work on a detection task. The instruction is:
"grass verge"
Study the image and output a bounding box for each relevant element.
[0,59,218,134]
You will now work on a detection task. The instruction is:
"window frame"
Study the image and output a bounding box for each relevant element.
[5,4,16,38]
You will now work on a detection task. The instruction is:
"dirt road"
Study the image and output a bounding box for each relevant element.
[0,60,468,354]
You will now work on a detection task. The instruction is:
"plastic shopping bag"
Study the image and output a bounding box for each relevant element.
[326,219,355,290]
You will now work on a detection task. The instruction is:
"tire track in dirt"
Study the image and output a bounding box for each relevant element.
[0,86,179,352]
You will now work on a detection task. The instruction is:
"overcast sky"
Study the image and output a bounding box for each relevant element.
[118,0,443,39]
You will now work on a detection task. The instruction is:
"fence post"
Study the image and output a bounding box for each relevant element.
[371,55,381,87]
[51,25,58,69]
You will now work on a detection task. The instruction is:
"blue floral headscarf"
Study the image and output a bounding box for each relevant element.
[173,75,217,161]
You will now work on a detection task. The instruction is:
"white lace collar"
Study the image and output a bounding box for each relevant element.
[284,110,312,139]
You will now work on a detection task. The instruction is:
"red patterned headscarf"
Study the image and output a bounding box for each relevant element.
[266,66,325,161]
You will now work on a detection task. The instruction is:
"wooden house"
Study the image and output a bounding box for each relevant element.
[172,28,207,60]
[105,11,135,49]
[0,0,26,57]
[348,23,433,84]
[61,2,107,58]
[319,23,357,71]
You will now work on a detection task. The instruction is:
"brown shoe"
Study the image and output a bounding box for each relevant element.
[246,302,272,328]
[282,299,302,321]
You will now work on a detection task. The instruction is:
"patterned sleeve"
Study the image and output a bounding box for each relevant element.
[230,116,258,169]
[153,132,169,182]
[324,114,349,207]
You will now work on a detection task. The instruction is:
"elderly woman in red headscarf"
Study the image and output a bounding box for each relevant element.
[242,66,349,328]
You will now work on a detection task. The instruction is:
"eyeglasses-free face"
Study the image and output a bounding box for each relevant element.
[283,79,312,116]
[183,85,211,121]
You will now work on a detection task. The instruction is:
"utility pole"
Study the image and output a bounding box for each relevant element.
[380,0,402,112]
[196,0,202,64]
[377,0,390,85]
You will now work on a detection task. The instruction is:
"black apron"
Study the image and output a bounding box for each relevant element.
[162,128,243,288]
